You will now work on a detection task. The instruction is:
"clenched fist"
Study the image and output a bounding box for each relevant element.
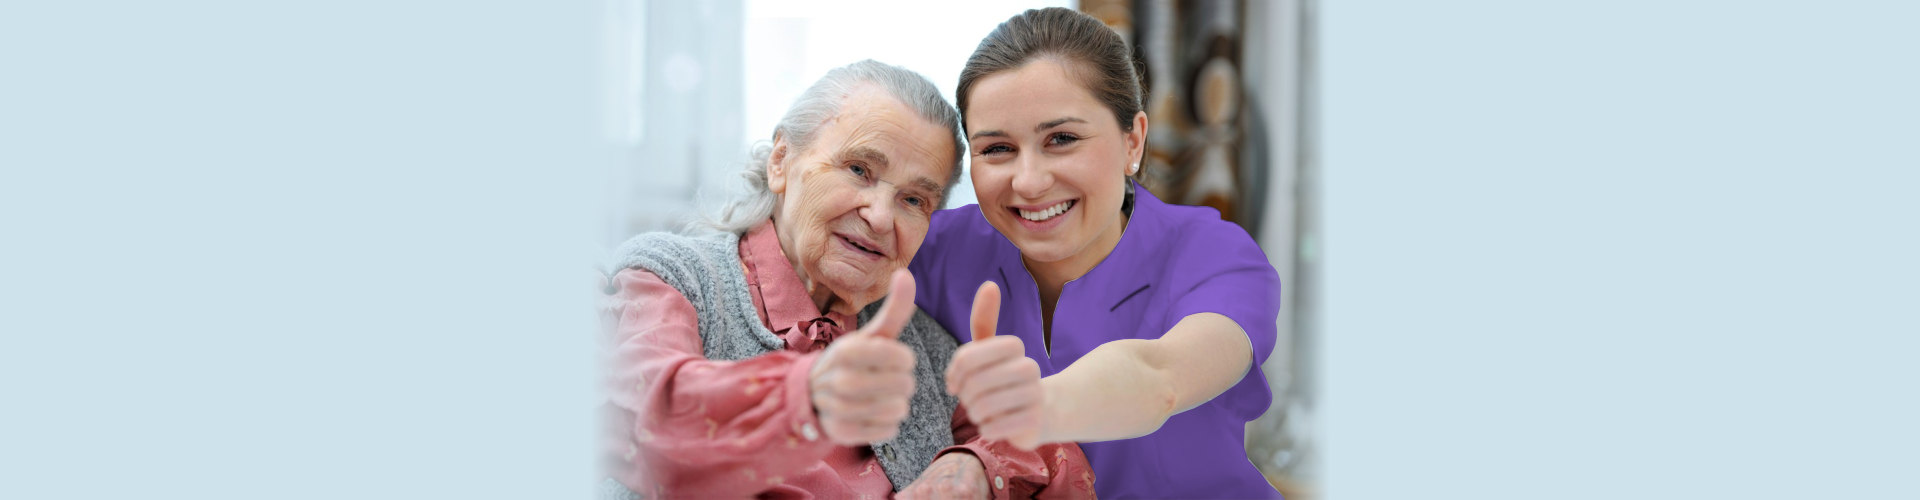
[809,269,920,445]
[945,281,1048,450]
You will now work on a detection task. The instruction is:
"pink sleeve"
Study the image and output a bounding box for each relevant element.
[935,405,1097,499]
[603,268,836,497]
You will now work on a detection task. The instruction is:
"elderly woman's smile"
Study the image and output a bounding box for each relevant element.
[767,84,957,316]
[834,231,888,259]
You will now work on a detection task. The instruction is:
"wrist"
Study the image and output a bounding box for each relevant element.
[933,446,997,497]
[945,449,984,468]
[788,351,829,441]
[1037,376,1067,443]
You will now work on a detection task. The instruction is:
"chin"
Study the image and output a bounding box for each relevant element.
[815,263,888,308]
[1007,238,1079,264]
[984,216,1070,259]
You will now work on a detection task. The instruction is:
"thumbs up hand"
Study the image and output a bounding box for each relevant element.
[944,281,1048,450]
[808,269,920,445]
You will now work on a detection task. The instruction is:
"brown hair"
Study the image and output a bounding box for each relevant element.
[956,7,1145,138]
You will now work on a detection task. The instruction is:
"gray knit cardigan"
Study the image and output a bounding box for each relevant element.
[603,229,959,496]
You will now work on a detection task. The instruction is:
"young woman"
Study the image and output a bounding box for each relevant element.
[909,7,1285,499]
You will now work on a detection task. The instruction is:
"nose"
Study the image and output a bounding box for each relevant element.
[1009,154,1053,201]
[857,187,896,236]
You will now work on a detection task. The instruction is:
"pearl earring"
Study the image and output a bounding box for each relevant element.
[1128,162,1139,175]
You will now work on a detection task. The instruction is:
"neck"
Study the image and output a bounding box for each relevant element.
[805,280,850,316]
[1022,211,1129,295]
[785,249,853,317]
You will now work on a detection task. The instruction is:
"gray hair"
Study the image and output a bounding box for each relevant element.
[703,59,964,233]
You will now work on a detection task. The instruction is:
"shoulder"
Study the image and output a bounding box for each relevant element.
[612,230,740,278]
[610,267,681,297]
[1134,194,1267,268]
[614,230,737,265]
[608,229,749,311]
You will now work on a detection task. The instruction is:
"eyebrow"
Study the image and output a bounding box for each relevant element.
[842,146,891,170]
[968,116,1090,141]
[1036,117,1088,131]
[969,129,1008,141]
[910,177,942,199]
[843,146,943,202]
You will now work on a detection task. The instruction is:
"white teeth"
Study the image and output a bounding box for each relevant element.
[1018,200,1073,222]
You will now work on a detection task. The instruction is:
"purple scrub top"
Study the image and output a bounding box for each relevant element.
[909,182,1283,499]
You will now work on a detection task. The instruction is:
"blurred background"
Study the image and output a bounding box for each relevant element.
[602,0,1322,496]
[6,0,1917,498]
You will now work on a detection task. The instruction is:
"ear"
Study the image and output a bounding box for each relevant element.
[766,133,791,195]
[1125,111,1150,168]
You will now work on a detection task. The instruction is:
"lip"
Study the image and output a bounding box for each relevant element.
[1005,199,1078,233]
[833,232,889,260]
[1008,200,1076,212]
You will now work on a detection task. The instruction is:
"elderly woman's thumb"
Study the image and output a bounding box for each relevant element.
[854,269,917,339]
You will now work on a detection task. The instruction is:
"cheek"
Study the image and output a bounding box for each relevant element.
[807,191,873,239]
[795,174,848,216]
[788,183,841,253]
[1073,151,1124,182]
[1068,157,1126,200]
[897,224,929,261]
[816,191,862,222]
[970,164,1007,200]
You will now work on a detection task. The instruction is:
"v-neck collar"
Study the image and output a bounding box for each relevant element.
[1011,180,1155,355]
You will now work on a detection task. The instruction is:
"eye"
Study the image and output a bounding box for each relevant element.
[904,196,925,208]
[847,163,869,178]
[979,144,1013,155]
[1046,133,1081,147]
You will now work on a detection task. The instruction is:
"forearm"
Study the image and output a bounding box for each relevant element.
[1037,313,1254,443]
[1038,339,1179,443]
[617,350,837,494]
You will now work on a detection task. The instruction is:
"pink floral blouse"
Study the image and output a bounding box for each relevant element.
[603,221,1094,499]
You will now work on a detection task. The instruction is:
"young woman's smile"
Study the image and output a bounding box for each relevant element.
[1008,199,1078,230]
[964,59,1146,274]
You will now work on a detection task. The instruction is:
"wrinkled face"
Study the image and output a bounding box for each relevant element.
[965,59,1146,265]
[768,86,955,313]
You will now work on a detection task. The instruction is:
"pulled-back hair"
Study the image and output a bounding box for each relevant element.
[956,7,1145,138]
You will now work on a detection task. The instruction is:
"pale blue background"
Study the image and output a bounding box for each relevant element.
[2,1,603,498]
[1323,1,1920,498]
[3,1,1916,499]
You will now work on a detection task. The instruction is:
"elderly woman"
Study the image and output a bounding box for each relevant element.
[601,60,1093,499]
